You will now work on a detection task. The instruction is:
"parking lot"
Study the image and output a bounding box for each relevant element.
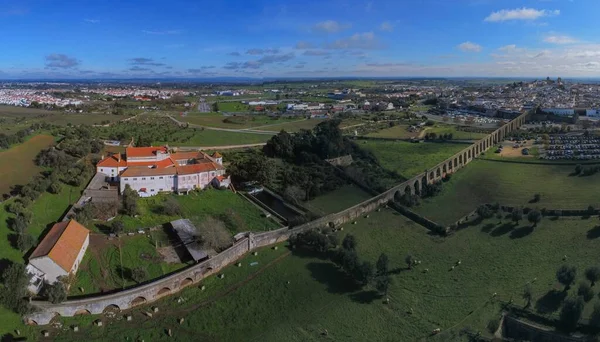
[542,135,600,160]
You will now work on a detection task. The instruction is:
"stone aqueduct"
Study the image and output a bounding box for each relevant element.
[27,112,528,325]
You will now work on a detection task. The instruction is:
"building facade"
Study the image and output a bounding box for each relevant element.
[96,146,226,196]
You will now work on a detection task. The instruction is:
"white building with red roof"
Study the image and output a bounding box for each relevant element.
[96,146,227,196]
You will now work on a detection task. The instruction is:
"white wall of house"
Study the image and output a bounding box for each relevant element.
[97,166,128,181]
[70,235,89,274]
[29,257,67,284]
[120,174,176,195]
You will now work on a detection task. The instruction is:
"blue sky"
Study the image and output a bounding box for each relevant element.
[1,0,600,78]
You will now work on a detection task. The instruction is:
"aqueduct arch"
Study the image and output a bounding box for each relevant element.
[130,296,147,306]
[179,277,193,288]
[157,287,171,296]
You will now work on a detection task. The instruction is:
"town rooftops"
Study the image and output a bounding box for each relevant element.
[125,146,168,158]
[30,219,90,273]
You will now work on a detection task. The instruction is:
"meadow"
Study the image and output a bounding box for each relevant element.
[259,118,327,132]
[182,113,301,129]
[414,159,600,225]
[101,190,281,235]
[303,184,372,216]
[217,102,251,112]
[360,140,467,179]
[155,128,273,147]
[365,124,419,139]
[0,134,55,195]
[421,124,490,140]
[45,208,600,341]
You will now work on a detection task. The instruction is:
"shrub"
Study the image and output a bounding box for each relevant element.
[559,297,584,332]
[578,282,594,302]
[43,281,67,304]
[557,265,577,290]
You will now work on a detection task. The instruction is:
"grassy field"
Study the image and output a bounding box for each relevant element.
[217,102,251,112]
[45,208,600,341]
[261,118,327,133]
[71,234,187,295]
[421,124,490,140]
[183,113,301,129]
[303,184,372,216]
[415,159,600,225]
[0,134,55,195]
[365,124,419,139]
[360,140,467,179]
[155,129,273,147]
[101,190,281,235]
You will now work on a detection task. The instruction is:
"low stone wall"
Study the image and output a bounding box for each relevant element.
[503,315,586,342]
[325,155,353,167]
[26,112,531,325]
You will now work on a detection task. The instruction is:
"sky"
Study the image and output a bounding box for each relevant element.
[1,0,600,79]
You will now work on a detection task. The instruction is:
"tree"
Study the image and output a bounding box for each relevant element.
[195,216,232,252]
[111,221,125,235]
[211,102,219,112]
[375,275,391,296]
[533,193,541,202]
[16,233,35,252]
[0,263,31,314]
[575,164,582,175]
[405,254,414,270]
[342,234,357,251]
[511,208,523,225]
[476,205,493,219]
[578,282,594,302]
[353,261,374,286]
[559,296,584,332]
[122,184,139,216]
[585,266,600,286]
[131,267,148,283]
[160,197,182,216]
[527,209,542,227]
[523,284,533,308]
[48,181,62,194]
[376,253,389,276]
[556,265,576,291]
[590,303,600,328]
[44,281,67,304]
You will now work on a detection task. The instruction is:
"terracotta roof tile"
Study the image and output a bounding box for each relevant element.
[30,220,90,273]
[97,154,127,168]
[121,166,177,178]
[176,162,224,175]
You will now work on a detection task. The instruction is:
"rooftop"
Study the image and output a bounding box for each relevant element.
[30,219,90,273]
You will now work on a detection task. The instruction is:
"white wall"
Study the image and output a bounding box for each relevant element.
[120,175,176,195]
[70,235,89,274]
[29,257,67,284]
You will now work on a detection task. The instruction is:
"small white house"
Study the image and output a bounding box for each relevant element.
[27,219,90,293]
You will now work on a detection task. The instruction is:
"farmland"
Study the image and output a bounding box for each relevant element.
[414,159,600,225]
[0,134,55,196]
[258,118,327,132]
[154,128,272,147]
[365,124,419,139]
[44,208,600,341]
[420,124,490,140]
[303,184,372,216]
[360,140,467,179]
[182,113,302,129]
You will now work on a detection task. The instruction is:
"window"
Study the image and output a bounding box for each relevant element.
[100,168,104,172]
[123,178,128,181]
[142,177,146,180]
[151,177,155,180]
[133,178,137,180]
[159,188,163,191]
[150,189,155,192]
[159,176,163,179]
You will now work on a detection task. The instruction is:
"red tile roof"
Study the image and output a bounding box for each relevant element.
[127,158,175,168]
[97,154,127,168]
[176,162,224,175]
[126,146,168,158]
[211,152,222,158]
[30,220,90,273]
[121,166,177,177]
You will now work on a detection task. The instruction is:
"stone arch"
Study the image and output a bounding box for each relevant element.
[454,158,458,168]
[413,180,420,195]
[421,175,427,187]
[459,154,463,164]
[436,168,441,178]
[26,319,38,326]
[404,185,412,195]
[429,171,434,180]
[447,161,452,172]
[157,287,171,296]
[442,164,447,174]
[468,150,472,159]
[130,296,147,306]
[103,304,121,313]
[74,309,91,316]
[180,277,193,288]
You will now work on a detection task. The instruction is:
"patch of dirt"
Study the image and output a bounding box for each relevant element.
[157,246,183,263]
[499,140,535,158]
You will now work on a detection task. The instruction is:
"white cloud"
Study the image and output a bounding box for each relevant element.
[142,30,182,35]
[498,44,518,52]
[325,32,382,50]
[312,20,350,33]
[458,41,482,52]
[484,8,560,22]
[544,34,577,44]
[84,19,99,24]
[379,21,394,32]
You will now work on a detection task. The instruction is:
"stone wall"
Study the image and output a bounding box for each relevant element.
[325,155,354,167]
[26,112,529,326]
[503,315,586,342]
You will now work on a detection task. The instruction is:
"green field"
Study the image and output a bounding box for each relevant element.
[71,234,187,295]
[44,208,600,341]
[415,159,600,225]
[360,140,467,179]
[261,118,327,133]
[104,190,281,235]
[303,184,372,216]
[0,134,55,195]
[365,124,419,139]
[155,129,273,147]
[183,113,301,129]
[217,102,251,112]
[421,124,490,140]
